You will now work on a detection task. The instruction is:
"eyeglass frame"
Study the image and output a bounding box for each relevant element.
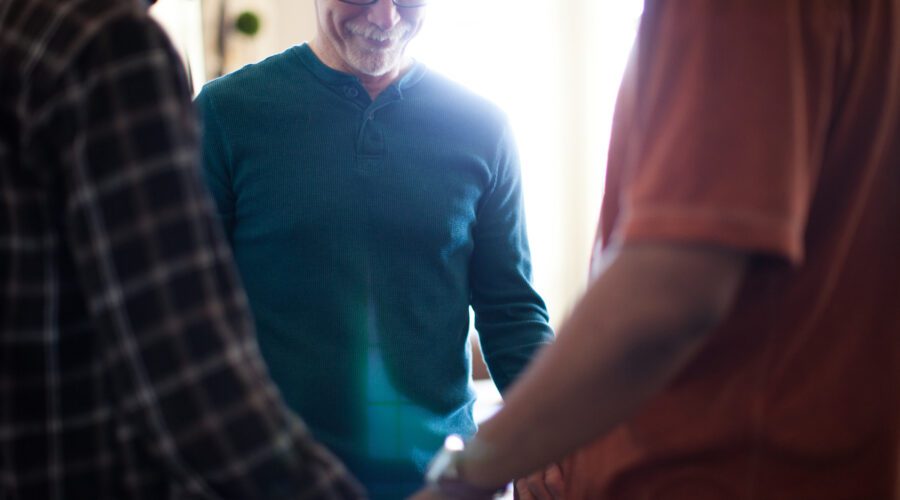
[337,0,428,8]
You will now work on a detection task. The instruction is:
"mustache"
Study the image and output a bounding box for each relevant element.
[345,21,411,42]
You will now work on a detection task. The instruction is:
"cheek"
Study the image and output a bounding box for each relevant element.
[332,16,355,43]
[400,9,424,24]
[402,14,425,37]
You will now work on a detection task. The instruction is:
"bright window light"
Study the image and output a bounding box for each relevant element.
[410,1,643,322]
[150,0,207,94]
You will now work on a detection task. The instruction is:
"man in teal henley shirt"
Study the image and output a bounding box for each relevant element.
[196,0,553,497]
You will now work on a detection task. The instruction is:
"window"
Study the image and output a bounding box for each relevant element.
[409,1,643,323]
[150,0,207,94]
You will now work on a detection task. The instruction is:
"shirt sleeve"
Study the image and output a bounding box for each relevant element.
[195,88,237,243]
[609,0,830,264]
[43,12,363,500]
[470,119,554,393]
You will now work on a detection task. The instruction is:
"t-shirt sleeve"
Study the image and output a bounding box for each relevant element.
[611,0,828,264]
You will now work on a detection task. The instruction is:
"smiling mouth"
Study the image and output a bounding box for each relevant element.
[346,22,408,49]
[358,36,394,49]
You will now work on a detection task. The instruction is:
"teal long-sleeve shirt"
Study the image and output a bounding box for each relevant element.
[196,44,553,498]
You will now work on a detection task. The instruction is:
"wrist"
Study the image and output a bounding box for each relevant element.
[425,435,506,499]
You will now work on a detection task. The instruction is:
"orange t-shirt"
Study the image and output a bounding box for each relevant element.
[568,1,900,499]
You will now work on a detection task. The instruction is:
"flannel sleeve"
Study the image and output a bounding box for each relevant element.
[43,12,363,500]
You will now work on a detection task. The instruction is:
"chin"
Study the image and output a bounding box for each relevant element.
[355,65,393,77]
[349,53,399,77]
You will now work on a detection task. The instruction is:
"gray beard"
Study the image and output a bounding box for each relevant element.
[346,47,402,77]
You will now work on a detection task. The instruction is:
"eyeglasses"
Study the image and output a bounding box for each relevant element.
[338,0,427,7]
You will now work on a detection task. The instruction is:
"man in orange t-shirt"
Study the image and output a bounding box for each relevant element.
[412,1,899,499]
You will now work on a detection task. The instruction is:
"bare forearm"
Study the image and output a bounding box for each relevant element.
[467,300,706,485]
[461,244,746,488]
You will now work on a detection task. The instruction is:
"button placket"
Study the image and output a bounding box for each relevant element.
[356,96,398,170]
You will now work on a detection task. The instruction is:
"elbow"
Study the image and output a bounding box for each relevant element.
[662,267,745,345]
[675,295,733,343]
[617,288,739,386]
[615,243,748,345]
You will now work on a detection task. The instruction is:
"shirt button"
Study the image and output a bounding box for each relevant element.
[344,86,359,98]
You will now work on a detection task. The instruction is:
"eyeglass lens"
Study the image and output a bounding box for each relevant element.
[339,0,427,7]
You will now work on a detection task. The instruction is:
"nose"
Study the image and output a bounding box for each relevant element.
[366,0,401,30]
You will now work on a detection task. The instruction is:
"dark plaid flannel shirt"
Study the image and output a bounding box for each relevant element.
[0,0,364,498]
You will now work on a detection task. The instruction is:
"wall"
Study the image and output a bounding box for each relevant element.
[220,0,318,74]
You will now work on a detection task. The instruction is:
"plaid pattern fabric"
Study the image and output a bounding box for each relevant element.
[0,0,364,498]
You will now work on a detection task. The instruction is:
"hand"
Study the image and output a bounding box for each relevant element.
[514,463,565,500]
[408,486,451,500]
